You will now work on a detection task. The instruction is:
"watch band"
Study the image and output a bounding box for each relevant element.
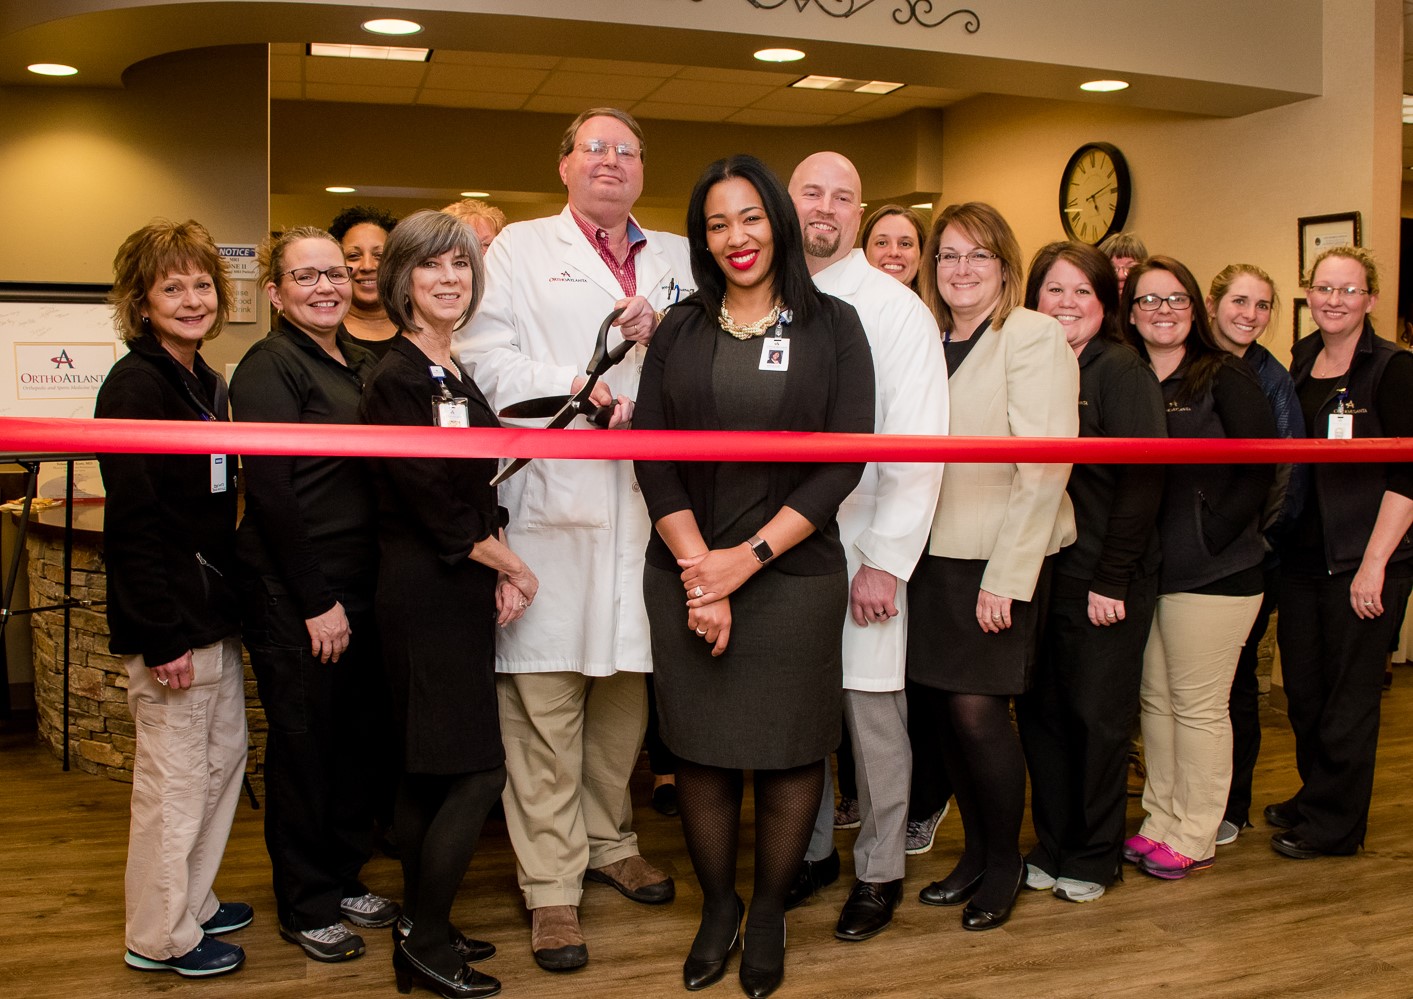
[748,535,774,564]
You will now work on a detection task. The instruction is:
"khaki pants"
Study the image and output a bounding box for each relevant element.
[1138,592,1261,861]
[124,637,248,959]
[497,670,647,909]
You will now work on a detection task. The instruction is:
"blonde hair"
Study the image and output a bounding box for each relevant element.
[257,225,339,290]
[110,219,231,343]
[919,202,1023,335]
[1306,244,1379,297]
[442,198,506,235]
[1208,263,1280,341]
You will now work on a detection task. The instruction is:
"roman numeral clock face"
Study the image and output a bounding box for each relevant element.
[1059,142,1131,245]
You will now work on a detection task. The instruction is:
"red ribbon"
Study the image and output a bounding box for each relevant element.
[0,417,1410,464]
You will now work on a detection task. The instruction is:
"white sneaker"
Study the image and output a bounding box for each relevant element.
[1053,877,1105,903]
[1024,863,1056,891]
[339,892,401,928]
[904,803,949,855]
[1215,820,1242,846]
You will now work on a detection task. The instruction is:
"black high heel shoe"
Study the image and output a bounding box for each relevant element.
[961,860,1024,932]
[918,869,984,907]
[738,918,786,999]
[683,896,744,991]
[396,919,496,963]
[393,937,501,998]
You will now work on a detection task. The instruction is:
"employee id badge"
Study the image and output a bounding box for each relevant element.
[210,454,227,494]
[759,337,789,371]
[435,397,470,428]
[1328,413,1354,439]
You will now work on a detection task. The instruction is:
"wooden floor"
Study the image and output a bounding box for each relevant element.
[6,678,1413,999]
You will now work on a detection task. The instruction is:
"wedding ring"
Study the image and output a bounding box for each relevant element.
[1364,600,1375,605]
[157,677,169,686]
[991,615,1002,622]
[693,586,704,598]
[695,628,707,635]
[1107,612,1117,619]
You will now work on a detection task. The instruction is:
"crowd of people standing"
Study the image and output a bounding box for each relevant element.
[93,105,1412,998]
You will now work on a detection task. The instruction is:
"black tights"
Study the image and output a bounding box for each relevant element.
[396,766,506,977]
[937,692,1025,911]
[676,759,823,971]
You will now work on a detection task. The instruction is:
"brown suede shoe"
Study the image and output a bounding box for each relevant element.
[584,854,676,904]
[531,905,587,971]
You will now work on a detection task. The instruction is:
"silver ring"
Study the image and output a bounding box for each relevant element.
[693,586,704,598]
[1107,612,1117,619]
[156,677,169,686]
[991,615,1002,622]
[695,628,707,635]
[1364,600,1375,605]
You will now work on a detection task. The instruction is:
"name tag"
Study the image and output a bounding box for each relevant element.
[436,398,470,428]
[760,337,789,371]
[1328,413,1353,439]
[210,454,227,494]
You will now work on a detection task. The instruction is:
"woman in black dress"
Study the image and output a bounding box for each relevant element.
[634,154,874,998]
[360,209,538,999]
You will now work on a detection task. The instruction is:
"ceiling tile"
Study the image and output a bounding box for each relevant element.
[535,70,664,100]
[642,78,775,107]
[270,80,303,100]
[422,64,549,93]
[522,94,609,115]
[304,83,420,103]
[748,88,879,114]
[417,89,528,110]
[725,108,836,127]
[558,56,684,77]
[270,42,305,58]
[433,50,561,69]
[270,54,303,83]
[676,65,800,86]
[305,58,428,86]
[630,101,735,122]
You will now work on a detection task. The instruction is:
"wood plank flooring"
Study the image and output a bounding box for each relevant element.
[5,676,1413,999]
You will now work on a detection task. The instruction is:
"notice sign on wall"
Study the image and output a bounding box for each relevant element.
[13,342,118,401]
[219,243,259,323]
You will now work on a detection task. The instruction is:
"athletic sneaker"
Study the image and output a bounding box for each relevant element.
[280,921,366,962]
[200,901,253,935]
[905,803,950,856]
[340,892,401,928]
[1053,877,1105,903]
[125,935,245,977]
[1139,843,1214,880]
[1024,863,1056,891]
[1215,820,1242,846]
[833,796,861,830]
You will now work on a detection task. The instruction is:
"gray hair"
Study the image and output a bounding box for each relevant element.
[377,209,486,334]
[557,107,645,162]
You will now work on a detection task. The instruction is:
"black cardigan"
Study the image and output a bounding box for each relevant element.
[633,293,875,576]
[95,335,239,666]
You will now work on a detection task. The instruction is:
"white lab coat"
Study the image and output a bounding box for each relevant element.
[455,207,695,676]
[813,250,949,692]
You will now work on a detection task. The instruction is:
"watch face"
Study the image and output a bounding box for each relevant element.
[1060,143,1131,245]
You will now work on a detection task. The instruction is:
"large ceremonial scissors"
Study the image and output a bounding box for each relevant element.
[491,307,633,486]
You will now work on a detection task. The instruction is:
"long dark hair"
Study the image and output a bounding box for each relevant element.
[685,154,819,325]
[1024,240,1124,345]
[1122,255,1229,403]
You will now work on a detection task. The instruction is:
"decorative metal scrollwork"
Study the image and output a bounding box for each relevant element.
[747,0,878,17]
[892,3,980,30]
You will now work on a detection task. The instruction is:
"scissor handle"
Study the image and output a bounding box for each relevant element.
[585,307,628,378]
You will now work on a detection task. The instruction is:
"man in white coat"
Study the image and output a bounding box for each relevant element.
[786,151,949,940]
[454,107,695,972]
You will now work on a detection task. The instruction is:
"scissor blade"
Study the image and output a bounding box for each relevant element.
[498,395,571,419]
[492,397,583,486]
[490,456,530,486]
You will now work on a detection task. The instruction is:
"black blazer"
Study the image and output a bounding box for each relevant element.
[633,293,875,576]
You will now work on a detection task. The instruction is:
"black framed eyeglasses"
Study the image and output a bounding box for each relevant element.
[280,266,353,286]
[1134,293,1192,311]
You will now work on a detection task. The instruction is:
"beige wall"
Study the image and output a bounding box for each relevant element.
[0,45,271,371]
[936,0,1402,362]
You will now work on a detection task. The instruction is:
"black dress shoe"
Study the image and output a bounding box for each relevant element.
[1270,830,1329,860]
[393,938,501,998]
[682,896,744,991]
[1263,800,1298,829]
[395,923,495,965]
[961,863,1024,932]
[652,782,680,817]
[783,848,839,910]
[834,880,903,941]
[738,919,785,999]
[918,870,983,907]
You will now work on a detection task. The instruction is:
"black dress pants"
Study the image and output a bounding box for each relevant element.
[243,578,386,930]
[1277,565,1413,854]
[1018,574,1158,885]
[1225,565,1279,827]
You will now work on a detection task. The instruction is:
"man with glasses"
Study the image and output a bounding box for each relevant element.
[784,151,948,941]
[455,107,693,972]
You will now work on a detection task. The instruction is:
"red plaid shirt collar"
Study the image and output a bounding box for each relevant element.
[570,208,647,297]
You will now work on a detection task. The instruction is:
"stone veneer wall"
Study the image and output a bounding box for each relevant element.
[26,532,268,794]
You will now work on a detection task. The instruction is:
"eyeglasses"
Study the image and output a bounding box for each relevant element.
[1134,293,1192,311]
[936,250,999,268]
[280,266,353,286]
[577,138,642,161]
[1308,285,1370,299]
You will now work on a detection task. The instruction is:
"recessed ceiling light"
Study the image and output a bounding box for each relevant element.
[755,48,805,63]
[325,186,356,194]
[28,63,77,77]
[910,202,933,210]
[1080,79,1129,93]
[362,18,422,35]
[309,43,430,62]
[460,191,490,199]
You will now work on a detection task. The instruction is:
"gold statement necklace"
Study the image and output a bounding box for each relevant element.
[718,300,782,341]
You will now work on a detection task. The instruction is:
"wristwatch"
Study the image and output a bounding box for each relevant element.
[747,535,774,564]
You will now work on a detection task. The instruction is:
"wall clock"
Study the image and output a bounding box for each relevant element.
[1059,142,1131,245]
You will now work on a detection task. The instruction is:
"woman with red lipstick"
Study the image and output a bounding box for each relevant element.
[1268,246,1413,860]
[635,154,874,998]
[1014,241,1165,904]
[330,205,398,357]
[1119,256,1275,880]
[231,227,400,962]
[907,203,1078,931]
[862,205,926,293]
